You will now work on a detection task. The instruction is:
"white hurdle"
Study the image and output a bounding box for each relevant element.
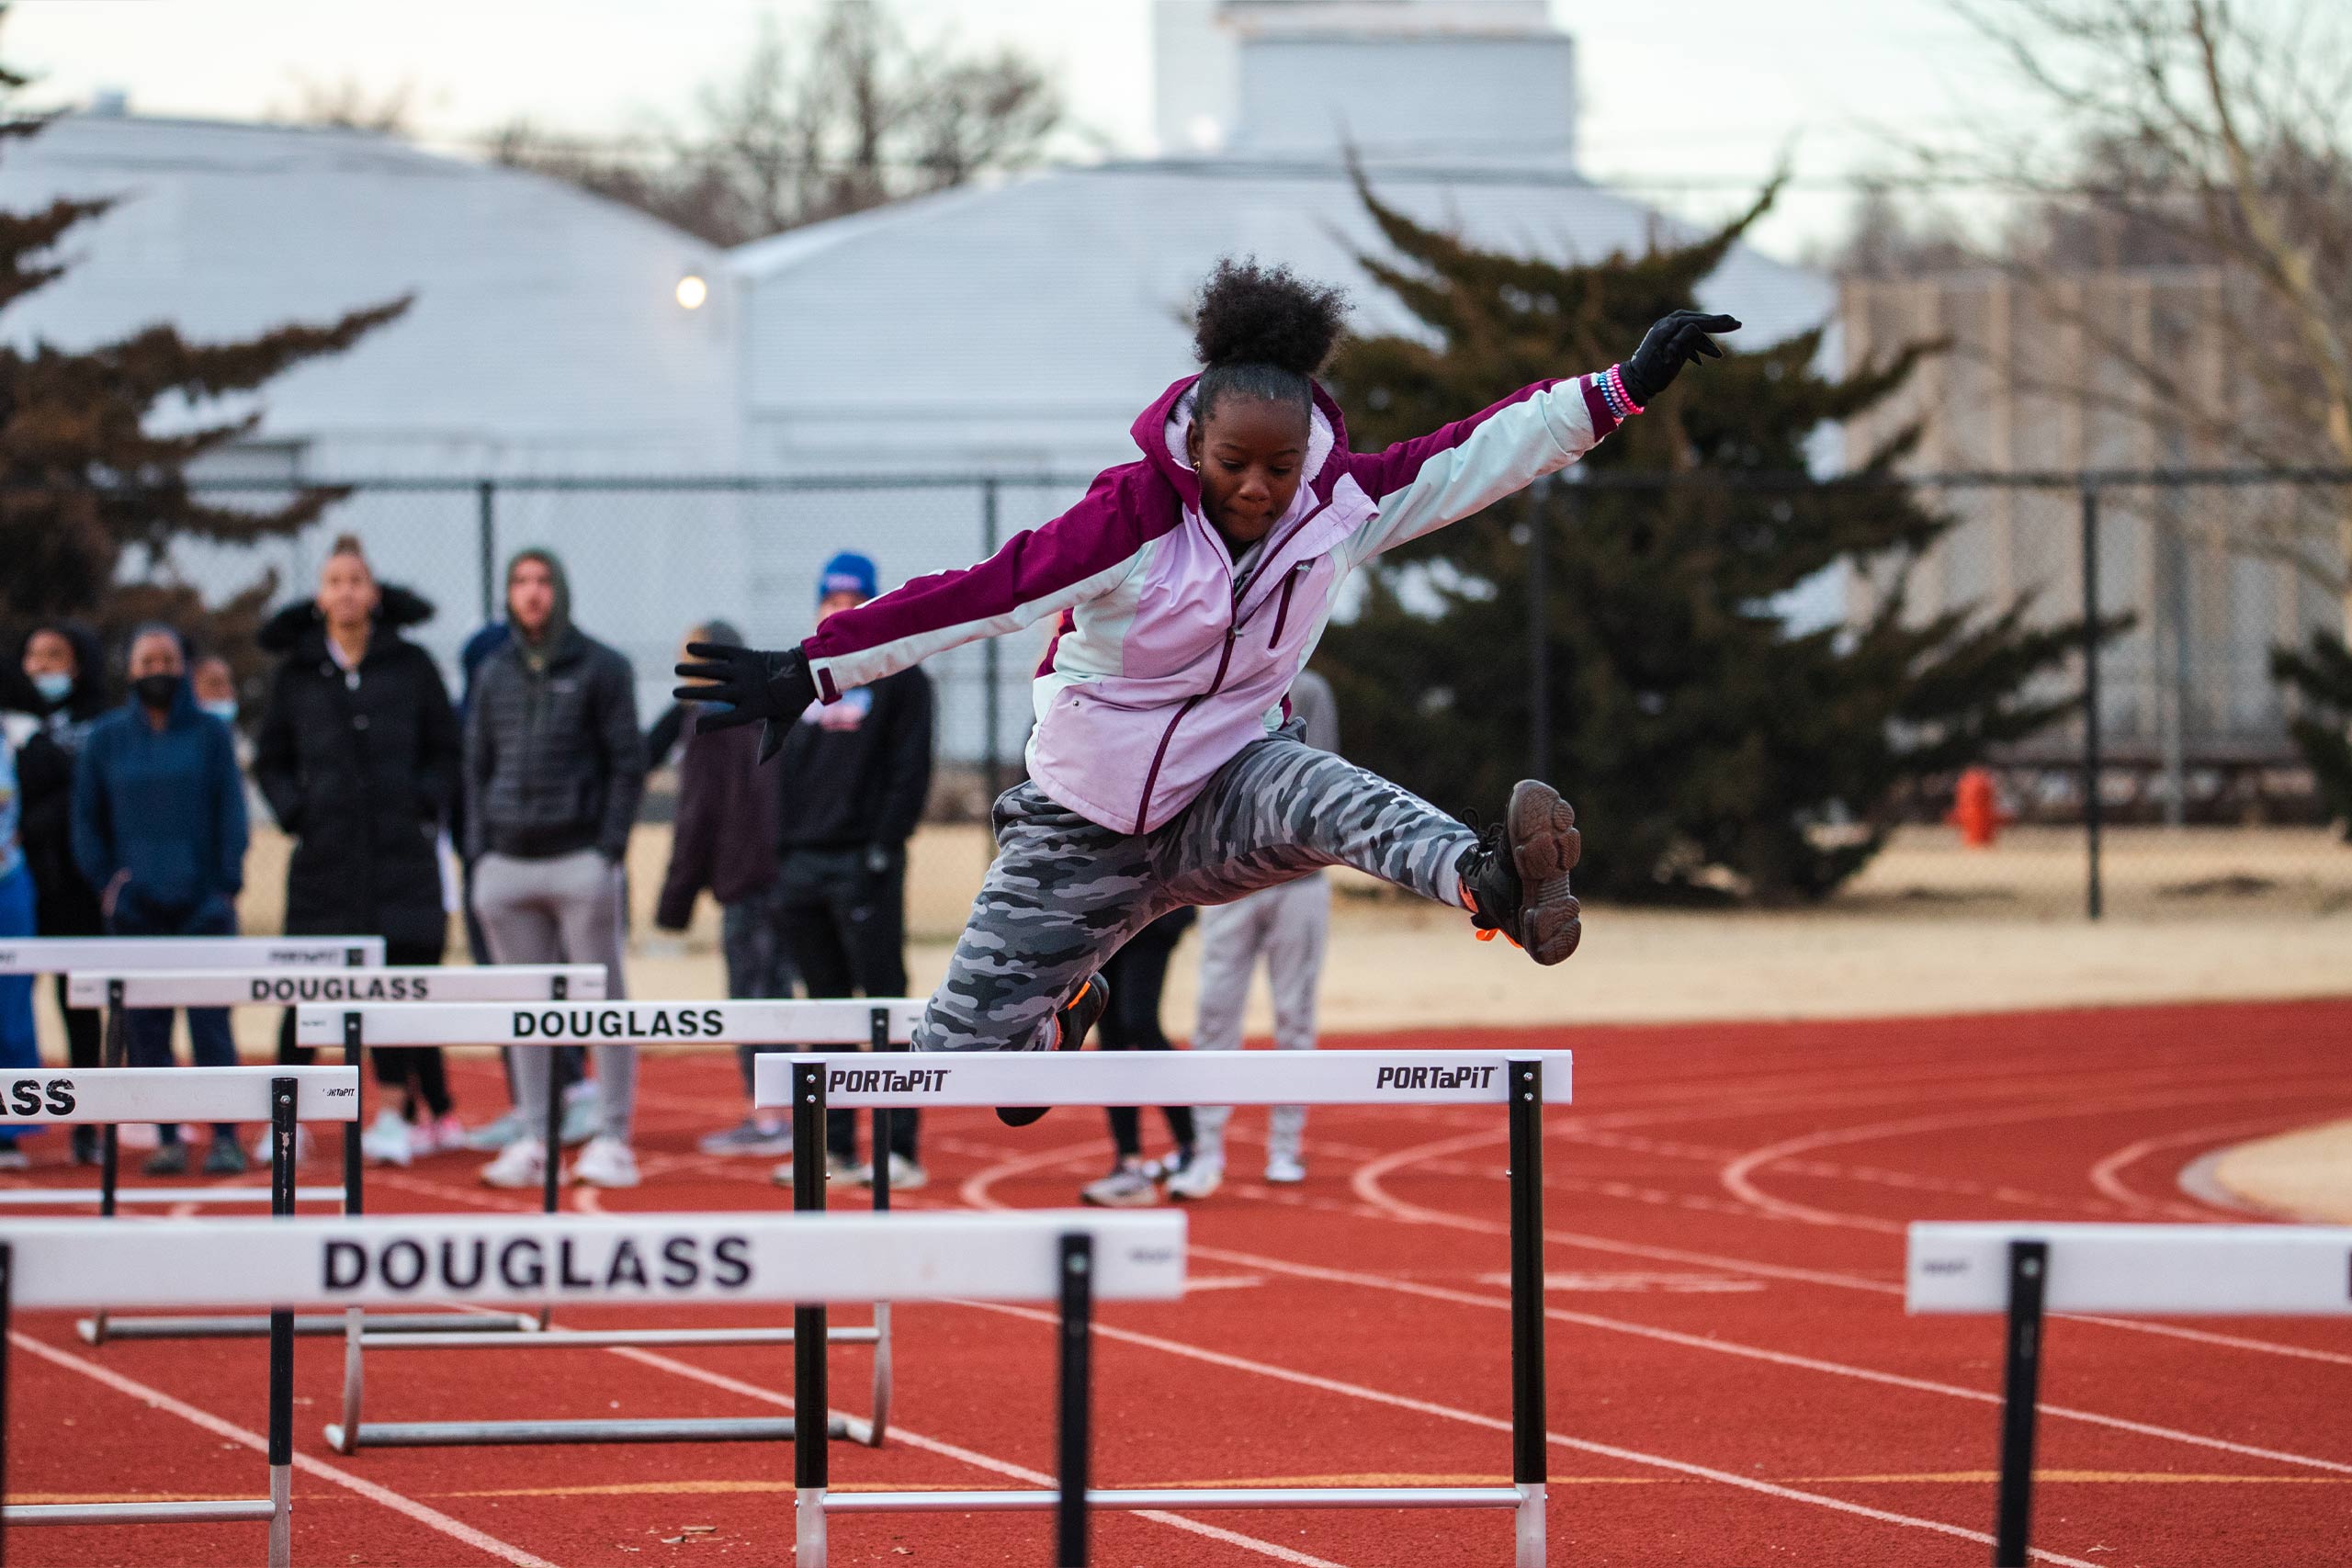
[758,1046,1570,1568]
[291,998,924,1453]
[1909,1221,2352,1566]
[55,964,602,1348]
[0,1207,1183,1568]
[0,1064,356,1568]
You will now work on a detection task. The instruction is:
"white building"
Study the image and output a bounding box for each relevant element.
[0,107,736,694]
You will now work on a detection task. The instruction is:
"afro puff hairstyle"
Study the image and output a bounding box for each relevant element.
[1191,256,1349,424]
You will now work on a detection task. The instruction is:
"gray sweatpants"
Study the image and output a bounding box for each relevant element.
[916,725,1470,1055]
[1190,872,1330,1165]
[472,848,637,1141]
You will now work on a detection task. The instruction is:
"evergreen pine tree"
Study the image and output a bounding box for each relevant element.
[0,46,408,682]
[1319,179,2101,901]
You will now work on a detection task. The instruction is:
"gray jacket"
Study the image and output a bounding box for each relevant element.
[463,627,644,863]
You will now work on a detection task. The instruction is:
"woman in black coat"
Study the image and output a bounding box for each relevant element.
[6,620,112,1162]
[254,536,463,1162]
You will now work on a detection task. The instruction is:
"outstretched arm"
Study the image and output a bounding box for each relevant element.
[1342,311,1738,563]
[676,469,1148,758]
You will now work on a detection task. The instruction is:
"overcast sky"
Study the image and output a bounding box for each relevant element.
[6,0,2024,259]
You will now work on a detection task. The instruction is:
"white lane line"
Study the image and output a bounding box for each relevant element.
[7,1331,559,1568]
[604,1347,1356,1568]
[1191,1245,2352,1476]
[953,1300,2108,1568]
[2086,1111,2319,1215]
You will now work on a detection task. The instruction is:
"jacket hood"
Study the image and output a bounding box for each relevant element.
[257,583,436,655]
[1129,373,1351,515]
[504,547,573,654]
[9,619,111,720]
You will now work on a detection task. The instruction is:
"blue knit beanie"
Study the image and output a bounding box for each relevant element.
[818,551,877,604]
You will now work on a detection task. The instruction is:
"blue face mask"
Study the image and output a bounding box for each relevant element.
[200,700,239,726]
[31,671,72,703]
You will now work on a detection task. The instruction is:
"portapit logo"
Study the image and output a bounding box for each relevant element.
[823,1066,951,1096]
[1373,1064,1498,1092]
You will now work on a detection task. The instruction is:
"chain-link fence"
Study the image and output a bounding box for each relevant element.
[132,468,2352,922]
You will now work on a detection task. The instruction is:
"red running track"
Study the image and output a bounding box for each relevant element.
[2,997,2349,1566]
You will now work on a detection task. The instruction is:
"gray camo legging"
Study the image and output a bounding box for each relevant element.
[915,722,1476,1054]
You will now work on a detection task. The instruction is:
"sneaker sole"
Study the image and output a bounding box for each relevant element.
[1080,1189,1159,1207]
[999,976,1112,1128]
[1507,780,1584,965]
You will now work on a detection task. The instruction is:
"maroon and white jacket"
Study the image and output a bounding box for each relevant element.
[803,369,1632,834]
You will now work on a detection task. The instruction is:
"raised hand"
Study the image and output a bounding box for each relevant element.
[673,641,819,761]
[1620,310,1742,406]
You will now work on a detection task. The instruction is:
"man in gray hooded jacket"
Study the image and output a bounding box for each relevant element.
[466,547,645,1189]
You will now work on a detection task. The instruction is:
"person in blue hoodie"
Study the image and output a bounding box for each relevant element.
[72,624,251,1176]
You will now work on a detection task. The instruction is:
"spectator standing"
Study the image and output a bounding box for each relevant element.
[254,536,464,1164]
[1168,667,1341,1200]
[654,620,796,1156]
[467,548,645,1190]
[0,727,39,1168]
[7,622,110,1163]
[71,625,250,1176]
[765,552,933,1191]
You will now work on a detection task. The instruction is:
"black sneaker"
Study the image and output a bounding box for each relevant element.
[143,1141,190,1178]
[1457,780,1583,965]
[203,1136,250,1177]
[70,1126,98,1167]
[996,973,1112,1129]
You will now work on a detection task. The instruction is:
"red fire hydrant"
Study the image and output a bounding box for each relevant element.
[1947,766,2011,848]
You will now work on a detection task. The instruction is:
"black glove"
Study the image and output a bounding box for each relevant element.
[1620,310,1742,406]
[673,642,818,762]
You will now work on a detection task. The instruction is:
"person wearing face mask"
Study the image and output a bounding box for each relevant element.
[254,536,464,1166]
[5,623,111,1162]
[0,727,40,1168]
[72,624,251,1176]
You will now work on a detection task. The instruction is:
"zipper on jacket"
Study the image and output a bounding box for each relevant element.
[1135,625,1238,835]
[1269,564,1304,644]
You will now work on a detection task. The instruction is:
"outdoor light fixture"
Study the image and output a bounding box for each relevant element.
[675,273,708,310]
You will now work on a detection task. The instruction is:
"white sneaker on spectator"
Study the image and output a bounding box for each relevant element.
[699,1119,793,1156]
[1164,1154,1224,1201]
[0,1146,28,1172]
[481,1137,547,1190]
[828,1152,871,1187]
[464,1111,526,1152]
[1080,1158,1159,1207]
[885,1153,928,1191]
[1263,1153,1307,1184]
[413,1112,468,1156]
[117,1122,159,1151]
[570,1136,639,1190]
[360,1108,413,1168]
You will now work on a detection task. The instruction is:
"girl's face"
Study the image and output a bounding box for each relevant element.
[22,629,74,682]
[1186,395,1309,549]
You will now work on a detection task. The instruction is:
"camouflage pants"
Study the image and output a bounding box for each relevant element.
[915,724,1476,1054]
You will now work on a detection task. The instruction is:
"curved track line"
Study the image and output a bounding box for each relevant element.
[955,1300,2108,1568]
[2086,1111,2325,1215]
[1352,1128,2352,1370]
[9,1330,558,1567]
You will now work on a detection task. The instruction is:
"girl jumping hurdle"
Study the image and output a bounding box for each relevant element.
[681,260,1736,1116]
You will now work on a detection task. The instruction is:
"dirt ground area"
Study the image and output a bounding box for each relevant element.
[192,820,2349,1051]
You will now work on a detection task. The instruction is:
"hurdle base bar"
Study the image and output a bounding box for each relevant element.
[324,1413,871,1449]
[355,1325,880,1349]
[79,1310,537,1344]
[4,1498,279,1526]
[823,1485,1527,1513]
[0,1186,347,1207]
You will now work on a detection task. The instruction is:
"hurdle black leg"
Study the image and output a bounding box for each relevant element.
[1,1239,14,1568]
[340,1014,365,1218]
[870,1007,893,1217]
[1994,1240,2048,1567]
[1506,1059,1548,1568]
[1055,1234,1094,1568]
[268,1077,299,1568]
[792,1061,830,1566]
[98,985,124,1223]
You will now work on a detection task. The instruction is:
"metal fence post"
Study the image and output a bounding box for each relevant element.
[981,479,1003,809]
[2079,483,2104,921]
[1528,481,1553,782]
[476,479,496,625]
